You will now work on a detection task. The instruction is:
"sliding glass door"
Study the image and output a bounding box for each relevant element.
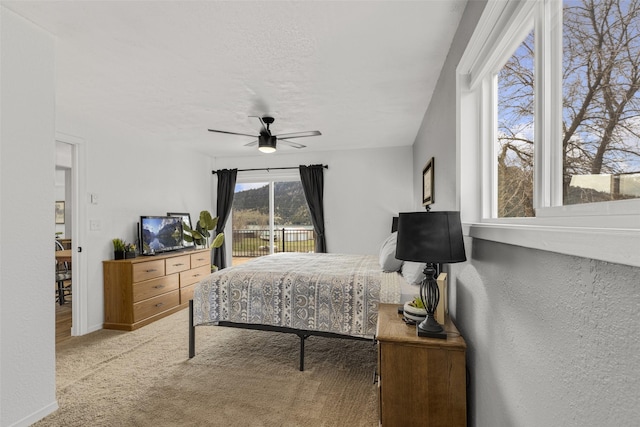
[232,180,314,263]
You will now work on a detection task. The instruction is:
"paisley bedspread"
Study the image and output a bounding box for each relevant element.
[192,252,402,339]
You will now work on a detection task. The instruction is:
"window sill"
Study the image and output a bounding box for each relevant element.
[465,222,640,268]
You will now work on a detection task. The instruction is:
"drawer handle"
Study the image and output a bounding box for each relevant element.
[373,369,379,385]
[194,274,201,277]
[155,302,164,308]
[146,269,157,273]
[173,263,184,267]
[153,285,164,289]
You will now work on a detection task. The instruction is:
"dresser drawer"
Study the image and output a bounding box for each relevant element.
[132,259,165,282]
[133,290,179,322]
[190,251,210,268]
[133,274,179,303]
[180,264,210,287]
[180,283,197,304]
[165,254,191,275]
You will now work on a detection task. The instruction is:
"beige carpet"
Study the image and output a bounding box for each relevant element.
[36,308,379,426]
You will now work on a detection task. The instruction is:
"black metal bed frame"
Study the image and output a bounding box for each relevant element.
[188,300,372,371]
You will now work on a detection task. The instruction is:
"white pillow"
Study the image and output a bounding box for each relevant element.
[378,232,403,272]
[402,262,426,285]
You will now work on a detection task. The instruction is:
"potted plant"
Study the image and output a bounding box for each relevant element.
[112,238,126,260]
[183,211,219,248]
[124,243,137,259]
[403,297,427,323]
[183,210,225,271]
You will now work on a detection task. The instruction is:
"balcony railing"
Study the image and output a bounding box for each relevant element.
[232,228,315,257]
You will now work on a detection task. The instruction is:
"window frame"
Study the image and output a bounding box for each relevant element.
[457,0,640,267]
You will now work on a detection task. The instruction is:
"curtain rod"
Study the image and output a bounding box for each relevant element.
[212,165,328,175]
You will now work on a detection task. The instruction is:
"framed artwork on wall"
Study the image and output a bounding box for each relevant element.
[422,157,434,208]
[167,212,194,247]
[55,201,65,224]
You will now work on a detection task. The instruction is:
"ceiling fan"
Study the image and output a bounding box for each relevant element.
[208,116,321,153]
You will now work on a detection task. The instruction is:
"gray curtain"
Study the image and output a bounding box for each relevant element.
[213,169,237,269]
[299,164,326,253]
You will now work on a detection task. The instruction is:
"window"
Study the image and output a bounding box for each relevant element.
[497,29,535,217]
[458,0,640,267]
[562,0,640,206]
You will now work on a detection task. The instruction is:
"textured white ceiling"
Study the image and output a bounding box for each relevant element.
[4,0,466,157]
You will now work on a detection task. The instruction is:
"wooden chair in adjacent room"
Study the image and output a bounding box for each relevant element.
[55,240,72,305]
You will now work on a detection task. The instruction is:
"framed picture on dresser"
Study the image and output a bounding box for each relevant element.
[167,212,194,247]
[422,157,434,207]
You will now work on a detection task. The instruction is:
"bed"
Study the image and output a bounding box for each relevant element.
[189,230,422,370]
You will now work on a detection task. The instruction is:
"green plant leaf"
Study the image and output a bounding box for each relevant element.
[209,216,219,231]
[112,238,126,251]
[198,211,218,231]
[210,232,224,248]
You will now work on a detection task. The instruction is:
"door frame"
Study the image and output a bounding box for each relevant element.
[55,132,88,336]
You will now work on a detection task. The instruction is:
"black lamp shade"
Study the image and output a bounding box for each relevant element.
[395,211,466,264]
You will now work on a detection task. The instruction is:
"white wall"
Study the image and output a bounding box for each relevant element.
[0,7,217,423]
[416,1,640,426]
[0,7,58,426]
[214,145,414,255]
[56,106,213,333]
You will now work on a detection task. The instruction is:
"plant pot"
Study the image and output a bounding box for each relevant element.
[125,251,137,259]
[403,301,427,323]
[114,250,125,260]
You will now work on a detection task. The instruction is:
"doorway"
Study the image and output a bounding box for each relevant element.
[55,133,87,338]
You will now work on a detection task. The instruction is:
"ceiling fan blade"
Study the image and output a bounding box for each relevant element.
[208,129,258,138]
[273,130,322,139]
[244,140,258,147]
[279,139,306,149]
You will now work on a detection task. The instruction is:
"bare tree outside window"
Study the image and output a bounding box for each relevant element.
[498,31,535,217]
[498,0,640,217]
[563,0,640,204]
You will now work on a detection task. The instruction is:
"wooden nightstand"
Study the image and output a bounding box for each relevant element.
[376,303,467,426]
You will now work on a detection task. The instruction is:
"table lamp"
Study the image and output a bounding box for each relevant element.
[395,211,466,338]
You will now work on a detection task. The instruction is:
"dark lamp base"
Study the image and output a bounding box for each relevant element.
[417,316,447,339]
[417,325,447,339]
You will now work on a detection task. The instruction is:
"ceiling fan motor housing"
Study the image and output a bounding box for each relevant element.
[258,134,277,153]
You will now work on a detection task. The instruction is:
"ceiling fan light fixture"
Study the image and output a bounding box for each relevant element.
[258,135,277,153]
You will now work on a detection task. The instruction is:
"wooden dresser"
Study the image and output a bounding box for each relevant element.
[376,303,467,426]
[103,248,210,331]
